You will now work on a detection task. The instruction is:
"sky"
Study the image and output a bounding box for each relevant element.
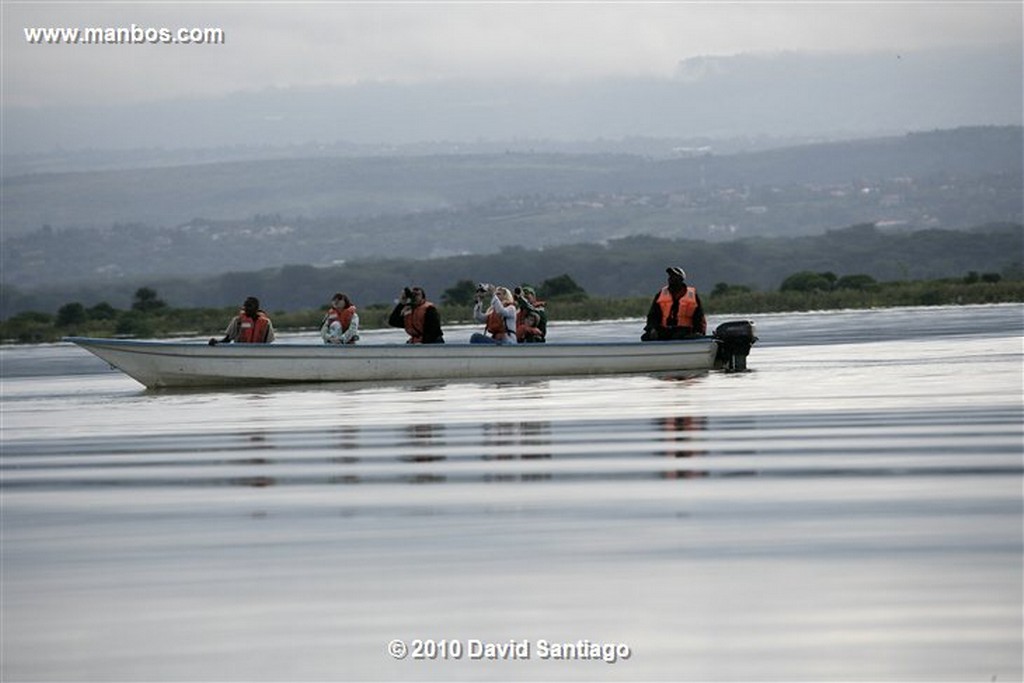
[3,1,1022,109]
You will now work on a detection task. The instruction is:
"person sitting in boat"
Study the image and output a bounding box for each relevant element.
[388,286,445,344]
[517,310,544,344]
[209,296,275,345]
[470,284,518,345]
[514,285,547,343]
[641,267,707,341]
[320,292,360,345]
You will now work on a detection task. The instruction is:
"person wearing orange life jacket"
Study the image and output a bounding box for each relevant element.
[641,267,707,341]
[514,285,547,343]
[320,292,360,344]
[470,284,518,344]
[209,296,275,345]
[387,286,445,344]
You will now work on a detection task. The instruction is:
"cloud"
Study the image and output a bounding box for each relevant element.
[3,2,1021,107]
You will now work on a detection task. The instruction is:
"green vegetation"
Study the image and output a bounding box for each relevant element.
[5,273,1021,344]
[5,222,1022,318]
[705,272,1021,314]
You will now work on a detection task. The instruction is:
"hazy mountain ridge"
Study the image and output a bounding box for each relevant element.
[3,126,1020,235]
[1,126,1020,292]
[3,222,1020,318]
[0,134,880,178]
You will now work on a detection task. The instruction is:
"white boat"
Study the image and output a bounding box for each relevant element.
[66,321,756,389]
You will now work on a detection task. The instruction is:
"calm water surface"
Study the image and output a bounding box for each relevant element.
[2,305,1022,681]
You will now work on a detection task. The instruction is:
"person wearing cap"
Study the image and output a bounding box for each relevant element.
[641,267,707,341]
[388,286,445,344]
[320,292,360,344]
[514,285,547,343]
[209,296,275,345]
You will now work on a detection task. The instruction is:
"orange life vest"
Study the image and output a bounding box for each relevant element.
[655,286,698,329]
[404,302,436,343]
[516,300,547,342]
[326,305,356,333]
[236,311,271,343]
[485,309,512,341]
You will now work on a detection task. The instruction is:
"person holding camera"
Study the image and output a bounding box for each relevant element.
[470,284,518,344]
[388,286,445,344]
[514,285,547,343]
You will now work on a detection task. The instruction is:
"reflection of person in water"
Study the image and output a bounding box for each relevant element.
[327,427,362,485]
[234,432,276,487]
[659,415,709,479]
[480,422,552,482]
[398,423,448,484]
[403,423,446,463]
[482,422,552,461]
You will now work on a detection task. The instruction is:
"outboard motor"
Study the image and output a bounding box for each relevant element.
[713,320,758,371]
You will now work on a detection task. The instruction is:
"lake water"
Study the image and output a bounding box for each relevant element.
[2,305,1022,682]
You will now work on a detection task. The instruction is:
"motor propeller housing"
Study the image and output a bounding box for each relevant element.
[713,320,758,371]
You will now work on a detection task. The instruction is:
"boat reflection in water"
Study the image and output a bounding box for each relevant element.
[3,306,1020,682]
[215,412,747,488]
[659,415,710,479]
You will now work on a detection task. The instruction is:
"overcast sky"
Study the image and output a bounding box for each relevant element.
[3,1,1021,109]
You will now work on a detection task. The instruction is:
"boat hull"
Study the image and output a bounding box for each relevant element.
[66,337,722,389]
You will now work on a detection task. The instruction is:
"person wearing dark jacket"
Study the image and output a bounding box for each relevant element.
[642,267,707,341]
[209,296,275,345]
[388,286,445,344]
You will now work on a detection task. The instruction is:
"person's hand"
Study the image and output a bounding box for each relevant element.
[475,283,493,301]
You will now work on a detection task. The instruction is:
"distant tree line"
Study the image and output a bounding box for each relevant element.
[3,222,1021,320]
[775,270,1004,293]
[4,270,1021,344]
[440,274,587,306]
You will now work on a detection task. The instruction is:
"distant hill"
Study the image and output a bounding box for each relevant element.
[3,222,1020,318]
[3,126,1020,238]
[1,127,1021,292]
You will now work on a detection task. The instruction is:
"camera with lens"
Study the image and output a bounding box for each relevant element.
[474,283,493,301]
[403,287,414,301]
